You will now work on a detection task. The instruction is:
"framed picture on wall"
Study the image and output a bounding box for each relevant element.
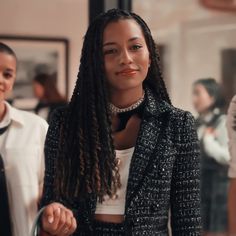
[0,35,69,110]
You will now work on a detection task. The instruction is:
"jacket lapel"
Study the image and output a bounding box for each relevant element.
[125,88,171,210]
[125,116,161,208]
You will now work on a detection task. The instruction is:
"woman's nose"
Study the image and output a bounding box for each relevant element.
[119,49,133,65]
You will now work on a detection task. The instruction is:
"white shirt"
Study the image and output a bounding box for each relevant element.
[95,147,134,215]
[0,102,48,236]
[197,111,230,165]
[227,95,236,178]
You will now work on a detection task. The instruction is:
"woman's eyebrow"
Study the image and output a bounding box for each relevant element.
[103,37,141,47]
[5,68,14,73]
[103,42,116,47]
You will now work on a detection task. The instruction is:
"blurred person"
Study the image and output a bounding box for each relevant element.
[193,78,230,236]
[227,95,236,236]
[38,9,201,236]
[33,73,67,123]
[0,42,48,236]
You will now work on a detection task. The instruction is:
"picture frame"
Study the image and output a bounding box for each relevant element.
[0,35,69,110]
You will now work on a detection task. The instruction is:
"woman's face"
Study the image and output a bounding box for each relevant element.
[0,52,16,102]
[33,81,45,100]
[102,19,150,92]
[193,83,214,114]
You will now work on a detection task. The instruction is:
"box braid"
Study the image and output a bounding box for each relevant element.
[54,9,171,202]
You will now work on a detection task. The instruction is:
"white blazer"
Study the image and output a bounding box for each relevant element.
[227,95,236,178]
[0,102,48,236]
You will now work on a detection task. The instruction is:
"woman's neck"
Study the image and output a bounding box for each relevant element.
[110,86,144,108]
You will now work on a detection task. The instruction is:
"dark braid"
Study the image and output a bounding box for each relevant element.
[54,9,171,202]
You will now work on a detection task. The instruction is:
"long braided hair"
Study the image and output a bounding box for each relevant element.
[54,9,171,202]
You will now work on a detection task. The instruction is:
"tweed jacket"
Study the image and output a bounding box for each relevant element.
[41,88,201,235]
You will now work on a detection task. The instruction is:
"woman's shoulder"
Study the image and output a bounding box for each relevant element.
[160,103,197,142]
[10,105,48,130]
[48,106,67,126]
[164,105,199,147]
[45,107,67,144]
[165,102,195,125]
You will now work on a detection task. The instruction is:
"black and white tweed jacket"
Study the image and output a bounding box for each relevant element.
[41,88,201,235]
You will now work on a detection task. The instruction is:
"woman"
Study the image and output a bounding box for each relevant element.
[33,73,67,122]
[0,42,48,236]
[40,9,201,235]
[192,78,230,236]
[227,95,236,235]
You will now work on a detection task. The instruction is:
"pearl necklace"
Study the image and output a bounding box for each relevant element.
[109,91,145,114]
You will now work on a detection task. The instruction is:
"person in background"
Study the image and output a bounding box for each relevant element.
[193,78,230,236]
[227,95,236,236]
[0,42,48,236]
[33,73,67,123]
[39,9,201,236]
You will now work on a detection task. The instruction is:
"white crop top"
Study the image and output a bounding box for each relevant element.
[95,147,135,215]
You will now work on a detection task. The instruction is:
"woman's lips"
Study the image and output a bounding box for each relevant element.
[116,69,138,77]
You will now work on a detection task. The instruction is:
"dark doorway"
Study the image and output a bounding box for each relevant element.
[221,49,236,109]
[89,0,132,23]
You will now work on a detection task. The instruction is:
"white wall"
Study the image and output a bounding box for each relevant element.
[0,0,88,98]
[133,0,236,113]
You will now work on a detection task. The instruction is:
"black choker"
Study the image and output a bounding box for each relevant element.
[115,100,145,132]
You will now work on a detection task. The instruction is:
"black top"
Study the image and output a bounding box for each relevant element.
[116,100,145,131]
[41,87,201,235]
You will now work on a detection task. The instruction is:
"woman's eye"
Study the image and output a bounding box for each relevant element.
[104,48,117,55]
[3,73,13,79]
[131,45,142,51]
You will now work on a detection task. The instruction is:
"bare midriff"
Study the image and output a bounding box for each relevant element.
[94,214,125,223]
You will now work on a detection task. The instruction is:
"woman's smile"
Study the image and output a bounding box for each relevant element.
[116,68,139,77]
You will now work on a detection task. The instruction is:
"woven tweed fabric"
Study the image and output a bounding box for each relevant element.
[92,220,124,236]
[41,87,202,235]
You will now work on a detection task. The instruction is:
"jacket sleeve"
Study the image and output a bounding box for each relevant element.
[170,111,202,235]
[40,109,64,208]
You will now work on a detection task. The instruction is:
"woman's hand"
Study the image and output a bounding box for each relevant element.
[41,202,77,236]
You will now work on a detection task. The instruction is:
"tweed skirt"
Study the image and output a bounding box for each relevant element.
[92,220,124,235]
